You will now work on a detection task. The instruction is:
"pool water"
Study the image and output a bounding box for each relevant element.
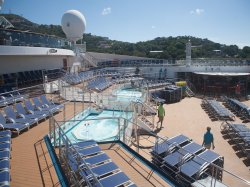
[113,88,142,101]
[65,110,133,142]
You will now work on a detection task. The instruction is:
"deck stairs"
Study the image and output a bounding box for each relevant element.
[185,85,195,97]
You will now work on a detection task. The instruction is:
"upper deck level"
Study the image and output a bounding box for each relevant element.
[0,28,70,49]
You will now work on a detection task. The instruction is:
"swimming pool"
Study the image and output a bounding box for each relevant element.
[113,87,143,101]
[65,110,133,142]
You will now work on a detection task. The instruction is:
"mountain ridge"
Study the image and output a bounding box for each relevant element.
[1,13,250,59]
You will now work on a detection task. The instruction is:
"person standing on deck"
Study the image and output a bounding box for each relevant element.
[157,103,165,129]
[235,83,241,99]
[202,127,215,149]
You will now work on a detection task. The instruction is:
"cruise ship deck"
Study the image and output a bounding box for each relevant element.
[6,95,250,187]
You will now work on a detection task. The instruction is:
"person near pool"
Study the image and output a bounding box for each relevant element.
[157,103,165,129]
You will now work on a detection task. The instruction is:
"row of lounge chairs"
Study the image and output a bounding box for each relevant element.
[201,99,235,121]
[87,77,112,92]
[62,71,117,85]
[138,80,171,90]
[222,123,250,160]
[223,97,250,122]
[0,95,63,135]
[0,130,11,186]
[112,77,142,84]
[0,91,28,107]
[151,134,224,186]
[64,140,137,187]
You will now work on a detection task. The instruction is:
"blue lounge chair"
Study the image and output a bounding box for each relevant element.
[179,150,223,182]
[84,153,111,166]
[93,171,133,187]
[152,134,191,155]
[0,96,13,106]
[0,143,11,151]
[40,95,63,112]
[78,162,119,184]
[0,151,10,160]
[15,103,46,121]
[90,161,119,177]
[33,97,56,112]
[24,100,49,117]
[69,156,118,179]
[162,142,204,169]
[0,159,10,171]
[0,97,7,107]
[4,106,38,127]
[0,137,11,144]
[0,131,11,137]
[0,170,10,186]
[10,91,27,103]
[72,140,97,150]
[0,112,29,135]
[77,146,102,157]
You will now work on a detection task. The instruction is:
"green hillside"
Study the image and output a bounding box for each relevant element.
[1,13,250,59]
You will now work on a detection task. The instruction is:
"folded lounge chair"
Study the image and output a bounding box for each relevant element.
[152,134,191,156]
[179,150,223,183]
[162,142,204,170]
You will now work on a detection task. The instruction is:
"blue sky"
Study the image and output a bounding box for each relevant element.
[1,0,250,48]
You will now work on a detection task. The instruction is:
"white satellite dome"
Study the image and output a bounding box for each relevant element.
[61,10,86,42]
[0,0,4,10]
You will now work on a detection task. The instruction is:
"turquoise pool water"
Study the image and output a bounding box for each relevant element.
[113,88,143,101]
[65,110,133,142]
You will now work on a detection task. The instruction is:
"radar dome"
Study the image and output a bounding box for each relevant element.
[0,0,4,10]
[61,10,86,42]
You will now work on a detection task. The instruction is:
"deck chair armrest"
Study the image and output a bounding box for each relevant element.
[6,117,15,123]
[49,99,55,105]
[198,162,209,176]
[79,162,91,169]
[35,106,42,111]
[182,153,192,162]
[27,109,34,114]
[17,113,25,119]
[86,172,99,180]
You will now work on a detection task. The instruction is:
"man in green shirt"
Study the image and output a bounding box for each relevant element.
[157,103,165,129]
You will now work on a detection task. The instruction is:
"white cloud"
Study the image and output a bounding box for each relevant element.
[190,8,204,15]
[151,25,156,29]
[102,7,111,16]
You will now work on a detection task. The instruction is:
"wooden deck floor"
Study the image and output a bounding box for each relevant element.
[10,119,59,187]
